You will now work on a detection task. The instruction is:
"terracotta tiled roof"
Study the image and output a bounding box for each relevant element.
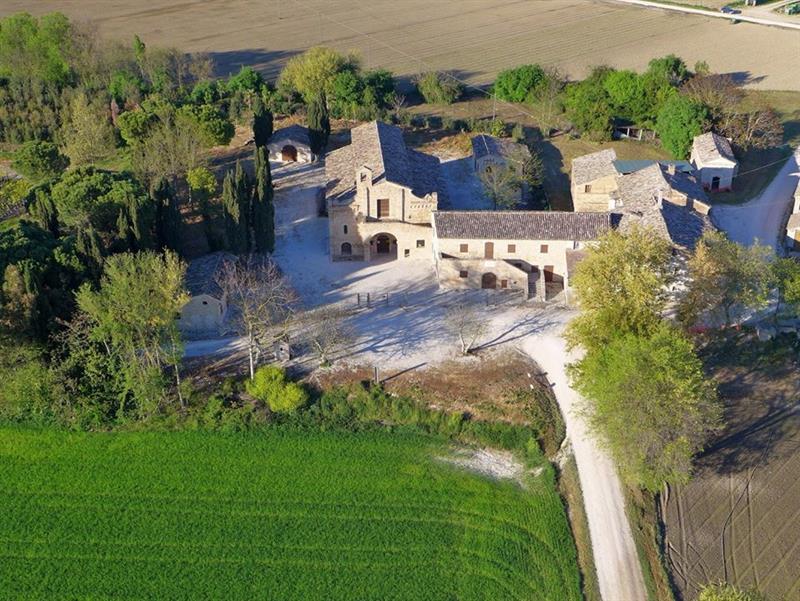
[571,148,617,186]
[433,210,616,241]
[326,121,443,204]
[692,132,736,164]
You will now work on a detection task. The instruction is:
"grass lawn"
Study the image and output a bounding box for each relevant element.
[0,427,582,601]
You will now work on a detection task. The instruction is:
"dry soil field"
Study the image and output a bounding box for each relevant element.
[2,0,798,90]
[664,334,800,601]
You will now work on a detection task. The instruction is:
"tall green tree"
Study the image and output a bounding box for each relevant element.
[570,323,720,492]
[76,251,189,416]
[307,93,330,155]
[566,225,674,352]
[252,146,275,253]
[152,178,182,253]
[656,94,708,158]
[12,141,68,182]
[187,166,218,249]
[62,91,117,166]
[252,95,274,148]
[222,166,249,254]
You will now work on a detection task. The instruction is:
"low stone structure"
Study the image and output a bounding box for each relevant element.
[178,252,235,336]
[268,125,316,163]
[690,132,738,192]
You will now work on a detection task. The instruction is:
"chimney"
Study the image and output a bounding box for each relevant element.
[656,189,663,209]
[666,163,676,176]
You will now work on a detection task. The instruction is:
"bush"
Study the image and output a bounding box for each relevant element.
[493,64,548,103]
[656,94,708,158]
[177,104,235,147]
[414,71,464,105]
[245,366,308,414]
[12,141,68,182]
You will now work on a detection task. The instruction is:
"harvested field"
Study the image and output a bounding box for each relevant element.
[664,333,800,600]
[2,0,798,90]
[0,427,582,601]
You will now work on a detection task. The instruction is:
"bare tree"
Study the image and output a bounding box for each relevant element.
[478,162,522,210]
[217,255,296,379]
[720,107,783,152]
[445,301,489,355]
[537,66,565,137]
[302,304,355,366]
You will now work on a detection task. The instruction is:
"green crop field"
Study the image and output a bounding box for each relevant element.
[0,427,581,601]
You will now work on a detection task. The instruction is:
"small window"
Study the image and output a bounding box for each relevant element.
[460,243,469,253]
[341,242,352,256]
[501,279,508,289]
[360,172,367,182]
[202,300,208,305]
[508,244,516,253]
[404,249,410,257]
[377,198,390,218]
[343,225,348,234]
[584,184,592,193]
[540,244,549,253]
[416,239,425,248]
[459,270,468,278]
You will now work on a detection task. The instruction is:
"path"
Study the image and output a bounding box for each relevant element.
[608,0,800,30]
[713,147,800,249]
[520,329,648,601]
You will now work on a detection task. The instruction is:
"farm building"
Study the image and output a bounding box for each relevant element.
[431,210,615,301]
[326,120,445,261]
[690,132,738,192]
[178,251,234,336]
[267,124,316,163]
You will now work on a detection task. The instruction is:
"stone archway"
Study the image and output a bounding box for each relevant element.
[369,233,397,261]
[281,145,298,162]
[481,273,497,289]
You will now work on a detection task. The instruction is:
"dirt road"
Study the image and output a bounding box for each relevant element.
[610,0,800,30]
[521,331,648,601]
[713,147,800,249]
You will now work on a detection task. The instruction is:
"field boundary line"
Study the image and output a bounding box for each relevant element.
[606,0,800,30]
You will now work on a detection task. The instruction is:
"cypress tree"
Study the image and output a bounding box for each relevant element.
[252,146,275,253]
[152,178,181,253]
[222,170,241,253]
[252,95,274,148]
[234,160,252,252]
[308,92,330,155]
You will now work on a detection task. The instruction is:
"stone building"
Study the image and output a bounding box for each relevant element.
[326,121,445,261]
[570,149,620,212]
[690,132,738,192]
[178,252,234,336]
[431,210,615,300]
[267,125,316,163]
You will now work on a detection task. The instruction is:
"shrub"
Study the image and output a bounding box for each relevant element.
[493,64,548,103]
[12,141,68,182]
[177,104,235,147]
[414,71,464,105]
[245,366,308,414]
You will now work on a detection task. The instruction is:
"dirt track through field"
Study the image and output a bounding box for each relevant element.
[2,0,799,90]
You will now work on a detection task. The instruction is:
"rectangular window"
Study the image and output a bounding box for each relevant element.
[544,266,555,282]
[540,244,549,253]
[507,244,516,253]
[416,240,425,248]
[377,198,390,218]
[360,172,367,182]
[501,279,508,289]
[343,225,348,234]
[584,184,592,193]
[460,243,469,253]
[459,270,468,278]
[404,249,410,257]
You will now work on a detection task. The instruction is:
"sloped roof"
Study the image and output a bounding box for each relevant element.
[613,159,693,175]
[571,149,618,186]
[471,134,530,161]
[269,124,311,147]
[433,210,616,241]
[185,251,236,298]
[692,132,736,165]
[326,121,443,204]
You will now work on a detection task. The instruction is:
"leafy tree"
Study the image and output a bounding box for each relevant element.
[116,108,157,146]
[0,12,74,86]
[176,103,234,147]
[130,114,204,186]
[696,584,766,601]
[245,365,307,413]
[76,250,189,416]
[656,94,708,158]
[680,231,774,327]
[329,69,364,119]
[564,69,615,140]
[251,95,273,148]
[646,54,689,86]
[62,91,117,166]
[414,71,464,105]
[307,93,330,155]
[12,141,68,181]
[278,46,356,102]
[570,323,720,492]
[493,64,548,103]
[225,65,264,95]
[186,166,216,209]
[772,257,800,319]
[362,69,396,110]
[478,162,521,210]
[108,69,146,106]
[566,225,674,353]
[252,146,275,253]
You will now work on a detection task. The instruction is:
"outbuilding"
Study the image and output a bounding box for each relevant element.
[178,252,235,336]
[267,124,316,163]
[690,132,738,192]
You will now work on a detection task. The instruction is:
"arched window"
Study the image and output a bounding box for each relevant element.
[341,242,352,256]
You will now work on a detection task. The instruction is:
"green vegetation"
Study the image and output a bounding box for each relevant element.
[656,94,708,158]
[493,64,551,103]
[697,584,766,601]
[414,71,465,105]
[11,140,68,181]
[0,426,582,601]
[245,365,307,413]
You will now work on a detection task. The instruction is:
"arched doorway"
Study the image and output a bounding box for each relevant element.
[340,242,352,256]
[281,145,298,162]
[370,233,397,260]
[481,273,497,289]
[711,176,721,191]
